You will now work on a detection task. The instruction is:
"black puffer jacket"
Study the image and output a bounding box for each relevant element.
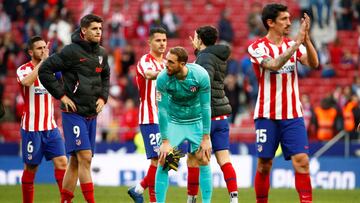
[39,28,110,117]
[195,45,232,117]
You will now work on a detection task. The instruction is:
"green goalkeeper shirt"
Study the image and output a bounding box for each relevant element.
[156,63,211,140]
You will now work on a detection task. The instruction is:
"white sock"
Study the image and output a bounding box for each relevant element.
[230,192,238,203]
[187,195,197,203]
[134,183,144,194]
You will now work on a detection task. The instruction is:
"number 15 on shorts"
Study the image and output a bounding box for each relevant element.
[256,129,267,143]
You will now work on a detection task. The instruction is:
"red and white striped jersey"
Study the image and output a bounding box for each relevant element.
[17,61,57,131]
[248,37,306,120]
[136,53,165,124]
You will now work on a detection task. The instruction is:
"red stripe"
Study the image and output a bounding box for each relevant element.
[258,67,264,117]
[137,71,146,123]
[44,93,49,130]
[34,88,39,131]
[270,73,276,119]
[291,71,298,117]
[282,74,288,119]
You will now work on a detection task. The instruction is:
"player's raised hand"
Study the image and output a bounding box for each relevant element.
[42,42,50,61]
[159,140,172,165]
[60,95,77,112]
[96,98,105,113]
[295,18,306,46]
[189,35,200,50]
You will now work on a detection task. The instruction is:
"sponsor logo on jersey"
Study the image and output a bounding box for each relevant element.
[34,87,48,95]
[257,144,263,152]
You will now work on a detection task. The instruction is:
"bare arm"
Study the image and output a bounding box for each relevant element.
[20,60,43,86]
[144,69,160,80]
[261,43,302,71]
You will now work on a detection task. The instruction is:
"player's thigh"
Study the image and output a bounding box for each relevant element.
[21,129,43,165]
[166,122,187,149]
[62,113,94,154]
[43,128,66,161]
[254,118,281,159]
[210,119,230,152]
[140,124,161,159]
[279,118,309,160]
[183,121,203,153]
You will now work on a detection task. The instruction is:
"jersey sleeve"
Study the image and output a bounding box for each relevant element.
[248,44,269,65]
[16,66,31,84]
[296,44,307,60]
[198,69,211,135]
[156,71,169,140]
[137,55,155,78]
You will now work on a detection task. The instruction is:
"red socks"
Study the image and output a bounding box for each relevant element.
[147,165,157,202]
[61,189,74,203]
[22,170,35,203]
[187,167,200,196]
[80,182,95,203]
[255,171,270,203]
[295,173,312,203]
[54,169,66,192]
[221,162,238,193]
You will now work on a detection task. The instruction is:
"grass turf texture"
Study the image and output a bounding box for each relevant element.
[0,185,359,203]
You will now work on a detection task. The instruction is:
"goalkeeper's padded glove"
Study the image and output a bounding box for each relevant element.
[162,148,185,171]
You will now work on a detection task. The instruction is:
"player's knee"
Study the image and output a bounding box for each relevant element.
[187,153,199,167]
[293,154,309,171]
[25,164,39,173]
[257,158,273,173]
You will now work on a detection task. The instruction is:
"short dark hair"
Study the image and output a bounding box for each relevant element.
[149,27,167,38]
[169,47,188,63]
[80,14,103,28]
[261,3,288,30]
[27,36,44,50]
[196,26,218,46]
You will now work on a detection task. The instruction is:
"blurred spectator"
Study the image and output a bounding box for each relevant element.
[341,49,356,69]
[328,37,343,65]
[23,17,42,43]
[134,11,149,44]
[161,5,181,38]
[334,0,353,30]
[352,75,360,98]
[141,0,160,24]
[120,44,136,77]
[314,97,342,141]
[218,8,234,45]
[3,0,20,21]
[15,92,24,122]
[318,43,335,78]
[0,4,11,35]
[0,97,15,122]
[312,0,332,28]
[1,32,21,76]
[47,11,74,45]
[247,2,266,39]
[301,94,317,139]
[108,3,129,50]
[343,94,360,140]
[22,0,45,26]
[224,74,241,124]
[80,0,94,20]
[48,30,64,54]
[119,98,139,142]
[240,54,258,106]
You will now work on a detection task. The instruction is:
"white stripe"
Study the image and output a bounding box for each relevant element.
[287,73,293,119]
[294,70,303,117]
[38,93,45,131]
[263,71,270,118]
[28,85,35,131]
[275,74,283,119]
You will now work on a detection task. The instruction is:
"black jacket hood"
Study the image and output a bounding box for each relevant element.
[199,44,230,61]
[71,28,99,53]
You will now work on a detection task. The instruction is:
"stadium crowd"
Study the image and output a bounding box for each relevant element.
[0,0,360,145]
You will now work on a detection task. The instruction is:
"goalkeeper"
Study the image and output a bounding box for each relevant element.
[155,47,212,203]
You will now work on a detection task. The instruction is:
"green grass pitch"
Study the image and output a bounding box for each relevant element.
[0,185,359,202]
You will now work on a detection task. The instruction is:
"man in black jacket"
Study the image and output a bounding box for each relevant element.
[189,25,238,203]
[39,14,110,203]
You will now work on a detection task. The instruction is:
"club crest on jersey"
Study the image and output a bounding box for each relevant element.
[27,154,32,160]
[257,144,263,152]
[98,56,103,64]
[76,139,81,146]
[189,86,198,92]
